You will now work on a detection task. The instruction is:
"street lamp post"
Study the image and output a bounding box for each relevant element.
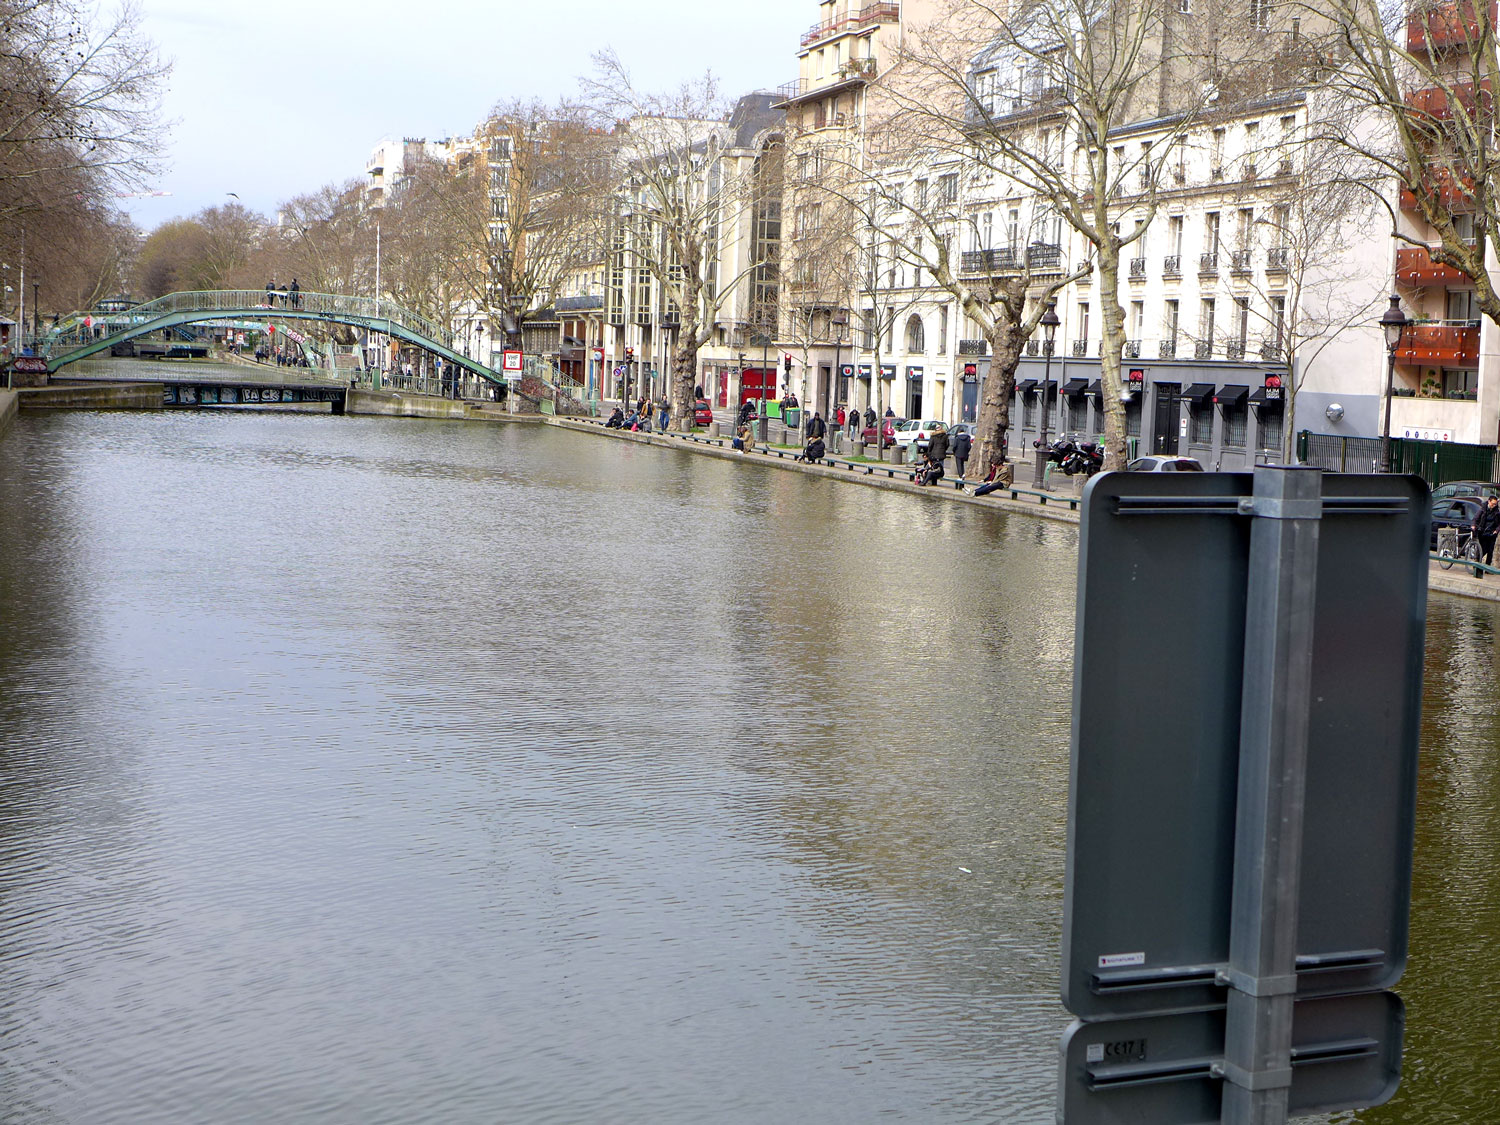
[1380,294,1409,474]
[1034,300,1061,491]
[829,310,848,433]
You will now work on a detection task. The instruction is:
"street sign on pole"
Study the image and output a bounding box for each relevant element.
[1059,469,1428,1124]
[502,349,523,373]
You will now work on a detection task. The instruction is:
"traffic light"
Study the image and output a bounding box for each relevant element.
[624,346,634,360]
[783,353,792,376]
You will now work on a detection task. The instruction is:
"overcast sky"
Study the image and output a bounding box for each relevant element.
[123,0,812,231]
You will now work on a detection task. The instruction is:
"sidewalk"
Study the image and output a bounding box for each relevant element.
[553,414,1500,609]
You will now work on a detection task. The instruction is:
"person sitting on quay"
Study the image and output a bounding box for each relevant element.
[606,407,625,428]
[925,423,949,479]
[798,435,826,464]
[915,452,945,486]
[733,422,754,452]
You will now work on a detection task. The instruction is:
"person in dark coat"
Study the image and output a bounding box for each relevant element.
[1474,496,1500,568]
[806,411,827,440]
[925,423,949,467]
[739,399,755,426]
[952,427,972,479]
[799,436,825,463]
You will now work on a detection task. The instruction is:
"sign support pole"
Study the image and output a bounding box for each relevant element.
[1221,465,1323,1125]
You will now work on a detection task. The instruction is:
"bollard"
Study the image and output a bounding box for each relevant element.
[852,440,865,458]
[708,421,720,438]
[892,445,907,465]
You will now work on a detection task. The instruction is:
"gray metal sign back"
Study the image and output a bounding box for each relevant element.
[1061,473,1428,1021]
[1057,991,1405,1124]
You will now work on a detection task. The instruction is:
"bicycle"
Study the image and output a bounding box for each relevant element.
[1437,526,1484,571]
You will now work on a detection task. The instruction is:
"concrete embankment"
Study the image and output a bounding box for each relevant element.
[544,416,1083,525]
[549,416,1500,608]
[345,388,474,419]
[0,390,17,436]
[19,383,164,410]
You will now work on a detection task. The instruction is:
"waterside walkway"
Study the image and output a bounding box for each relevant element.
[548,415,1500,606]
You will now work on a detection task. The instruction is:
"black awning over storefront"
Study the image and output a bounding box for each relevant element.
[1183,382,1216,404]
[1016,379,1039,394]
[1062,377,1090,395]
[1087,380,1103,399]
[1215,384,1249,408]
[1248,387,1282,407]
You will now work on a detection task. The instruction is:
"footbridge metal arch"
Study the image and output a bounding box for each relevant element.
[39,290,508,386]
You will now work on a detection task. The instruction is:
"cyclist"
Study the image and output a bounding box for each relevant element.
[1473,496,1500,570]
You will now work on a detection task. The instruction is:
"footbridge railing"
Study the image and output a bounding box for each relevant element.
[37,290,503,384]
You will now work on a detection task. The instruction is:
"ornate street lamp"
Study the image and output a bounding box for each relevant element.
[1380,295,1408,474]
[1034,300,1061,490]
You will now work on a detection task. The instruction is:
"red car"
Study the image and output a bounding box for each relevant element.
[861,417,903,444]
[693,399,713,425]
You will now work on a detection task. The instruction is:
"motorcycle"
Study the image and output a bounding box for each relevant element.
[1034,437,1104,477]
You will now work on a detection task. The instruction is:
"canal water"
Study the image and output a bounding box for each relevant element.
[0,412,1493,1123]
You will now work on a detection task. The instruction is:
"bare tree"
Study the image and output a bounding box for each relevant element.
[276,181,376,296]
[885,0,1267,468]
[584,51,784,430]
[1222,114,1390,459]
[1315,0,1500,324]
[400,100,613,360]
[0,0,168,223]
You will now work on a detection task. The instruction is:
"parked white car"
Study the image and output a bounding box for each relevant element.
[894,419,948,451]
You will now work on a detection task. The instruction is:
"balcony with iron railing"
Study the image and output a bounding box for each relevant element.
[1406,0,1498,52]
[966,85,1068,128]
[1266,247,1290,273]
[1160,338,1178,359]
[1195,340,1215,360]
[957,338,988,355]
[1226,339,1247,360]
[1129,257,1147,280]
[1260,340,1284,360]
[1393,319,1481,364]
[1164,255,1181,278]
[959,247,1019,274]
[1230,250,1253,275]
[1395,244,1472,285]
[800,2,900,47]
[1200,252,1219,277]
[1123,340,1142,358]
[1071,339,1089,357]
[775,55,881,105]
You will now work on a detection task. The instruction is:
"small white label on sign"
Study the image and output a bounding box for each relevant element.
[1086,1044,1105,1063]
[1180,416,1189,436]
[1098,951,1146,969]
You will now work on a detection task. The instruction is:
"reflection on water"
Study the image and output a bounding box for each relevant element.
[0,412,1494,1123]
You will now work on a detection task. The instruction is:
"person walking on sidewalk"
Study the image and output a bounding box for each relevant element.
[1474,496,1500,571]
[951,426,971,480]
[806,411,827,441]
[658,400,670,432]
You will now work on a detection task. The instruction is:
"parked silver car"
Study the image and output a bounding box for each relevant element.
[1127,455,1204,472]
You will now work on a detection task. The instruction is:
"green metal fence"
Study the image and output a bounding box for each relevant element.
[1297,430,1497,485]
